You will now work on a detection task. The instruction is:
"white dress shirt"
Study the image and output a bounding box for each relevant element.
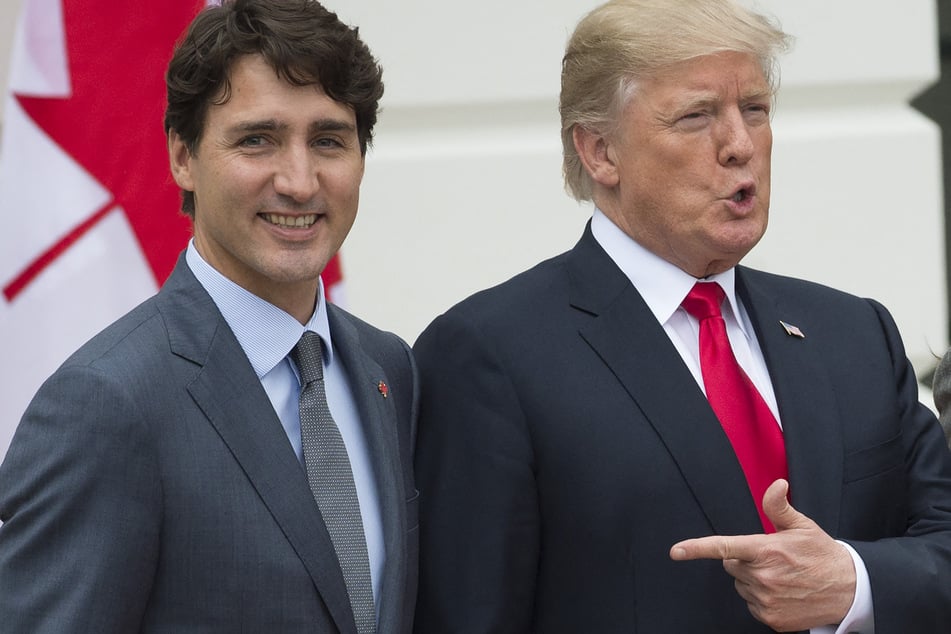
[186,241,384,617]
[591,209,873,634]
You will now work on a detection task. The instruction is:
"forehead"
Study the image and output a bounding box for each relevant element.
[637,52,770,107]
[208,55,355,127]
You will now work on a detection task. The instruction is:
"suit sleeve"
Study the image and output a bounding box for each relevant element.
[846,299,951,633]
[931,348,951,448]
[413,310,540,634]
[0,364,161,632]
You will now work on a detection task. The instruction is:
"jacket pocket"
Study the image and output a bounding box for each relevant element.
[843,432,903,483]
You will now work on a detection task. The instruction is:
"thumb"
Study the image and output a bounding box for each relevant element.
[762,478,810,531]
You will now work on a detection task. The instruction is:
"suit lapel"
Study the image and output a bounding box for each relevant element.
[736,268,843,532]
[157,258,358,634]
[328,307,407,634]
[568,229,762,536]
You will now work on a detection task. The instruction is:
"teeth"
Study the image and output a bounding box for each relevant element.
[263,213,318,228]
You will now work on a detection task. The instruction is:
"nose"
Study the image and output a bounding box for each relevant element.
[716,110,756,166]
[273,144,319,202]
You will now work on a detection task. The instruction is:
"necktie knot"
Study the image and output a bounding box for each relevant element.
[291,331,324,385]
[682,282,726,321]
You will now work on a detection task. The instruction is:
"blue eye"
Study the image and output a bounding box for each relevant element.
[743,105,770,122]
[676,112,709,129]
[314,137,344,149]
[239,135,267,147]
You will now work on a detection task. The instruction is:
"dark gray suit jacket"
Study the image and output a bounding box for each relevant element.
[0,255,419,633]
[413,225,951,633]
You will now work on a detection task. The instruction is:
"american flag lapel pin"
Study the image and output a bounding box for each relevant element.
[377,380,389,398]
[780,320,805,338]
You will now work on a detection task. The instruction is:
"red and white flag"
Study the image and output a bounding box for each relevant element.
[0,0,346,461]
[0,0,202,460]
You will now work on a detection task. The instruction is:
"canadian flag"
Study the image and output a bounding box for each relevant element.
[0,0,345,461]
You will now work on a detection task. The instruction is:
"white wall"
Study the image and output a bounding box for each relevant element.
[0,0,944,383]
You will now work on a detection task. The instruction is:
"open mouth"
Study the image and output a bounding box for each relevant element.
[261,213,318,228]
[730,184,756,204]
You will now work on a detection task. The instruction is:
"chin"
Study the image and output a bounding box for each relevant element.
[722,223,766,253]
[269,251,333,278]
[707,243,758,273]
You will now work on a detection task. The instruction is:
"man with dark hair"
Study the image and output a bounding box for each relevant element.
[0,1,417,632]
[413,0,951,632]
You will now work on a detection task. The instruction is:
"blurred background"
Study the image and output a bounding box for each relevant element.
[0,0,948,460]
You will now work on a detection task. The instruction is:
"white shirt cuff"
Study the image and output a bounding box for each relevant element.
[811,540,874,634]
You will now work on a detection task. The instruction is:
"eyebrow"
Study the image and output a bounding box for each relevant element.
[740,89,773,102]
[675,94,718,110]
[226,118,357,136]
[667,87,772,115]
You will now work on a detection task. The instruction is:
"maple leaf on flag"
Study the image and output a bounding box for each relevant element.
[5,0,206,300]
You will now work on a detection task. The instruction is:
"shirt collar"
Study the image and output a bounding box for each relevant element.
[185,240,334,378]
[590,208,752,338]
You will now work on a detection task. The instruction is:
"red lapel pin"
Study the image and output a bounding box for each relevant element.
[377,381,389,398]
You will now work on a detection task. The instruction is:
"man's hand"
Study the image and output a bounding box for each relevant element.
[669,479,856,632]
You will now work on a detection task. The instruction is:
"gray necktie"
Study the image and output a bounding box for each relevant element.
[291,331,376,634]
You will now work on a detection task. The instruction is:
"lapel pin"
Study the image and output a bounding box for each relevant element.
[377,380,389,398]
[780,320,805,338]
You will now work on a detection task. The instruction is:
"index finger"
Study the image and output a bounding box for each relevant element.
[669,534,762,562]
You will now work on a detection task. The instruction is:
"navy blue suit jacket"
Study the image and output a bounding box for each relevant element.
[413,225,951,633]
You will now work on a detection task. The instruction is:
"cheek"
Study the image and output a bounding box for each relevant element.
[755,130,773,170]
[326,166,364,205]
[227,163,270,195]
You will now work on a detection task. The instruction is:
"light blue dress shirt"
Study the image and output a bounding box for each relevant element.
[185,242,384,616]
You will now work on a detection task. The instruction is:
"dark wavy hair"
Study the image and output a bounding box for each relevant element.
[164,0,384,215]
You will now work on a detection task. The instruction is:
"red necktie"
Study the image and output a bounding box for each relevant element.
[682,282,788,533]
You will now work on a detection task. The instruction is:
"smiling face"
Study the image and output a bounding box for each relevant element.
[578,52,773,278]
[168,54,365,322]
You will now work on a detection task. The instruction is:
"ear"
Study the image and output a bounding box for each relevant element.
[573,125,620,189]
[167,129,195,192]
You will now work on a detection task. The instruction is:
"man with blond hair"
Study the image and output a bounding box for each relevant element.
[413,1,951,632]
